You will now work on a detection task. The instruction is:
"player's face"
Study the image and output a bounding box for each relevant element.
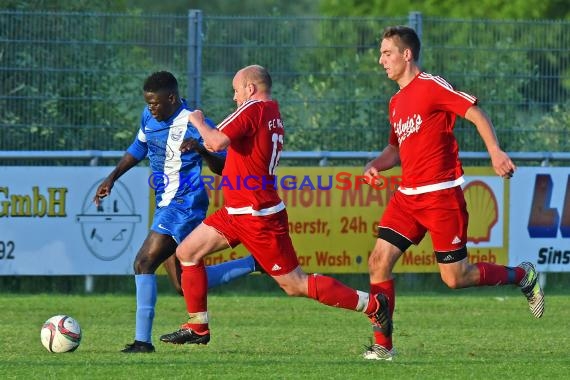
[232,72,250,107]
[379,37,407,82]
[144,90,176,121]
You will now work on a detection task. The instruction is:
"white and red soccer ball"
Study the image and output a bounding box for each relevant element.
[40,315,82,353]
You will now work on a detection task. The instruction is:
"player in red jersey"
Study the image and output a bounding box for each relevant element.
[361,26,545,360]
[159,65,392,351]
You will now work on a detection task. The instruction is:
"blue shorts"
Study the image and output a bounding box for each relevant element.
[151,204,206,244]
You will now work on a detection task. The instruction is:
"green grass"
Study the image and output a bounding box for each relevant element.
[0,291,567,379]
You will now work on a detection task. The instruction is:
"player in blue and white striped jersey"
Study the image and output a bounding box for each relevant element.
[94,71,258,353]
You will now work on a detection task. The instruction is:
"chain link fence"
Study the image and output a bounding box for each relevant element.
[1,10,569,157]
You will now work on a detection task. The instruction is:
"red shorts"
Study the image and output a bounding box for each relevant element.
[204,207,299,275]
[379,186,468,252]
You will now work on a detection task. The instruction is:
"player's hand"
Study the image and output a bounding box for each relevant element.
[490,149,516,179]
[203,142,215,152]
[362,162,381,186]
[188,110,205,128]
[180,138,207,154]
[93,179,113,206]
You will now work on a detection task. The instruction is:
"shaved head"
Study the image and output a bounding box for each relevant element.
[236,65,272,93]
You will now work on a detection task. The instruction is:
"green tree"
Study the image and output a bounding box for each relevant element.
[1,0,129,12]
[319,0,570,19]
[0,10,166,151]
[121,0,318,16]
[319,2,570,152]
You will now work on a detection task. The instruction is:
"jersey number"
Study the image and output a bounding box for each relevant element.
[269,133,283,175]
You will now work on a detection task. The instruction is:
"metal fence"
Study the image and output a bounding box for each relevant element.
[1,10,569,158]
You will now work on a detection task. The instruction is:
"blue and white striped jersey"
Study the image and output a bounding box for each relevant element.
[127,100,221,211]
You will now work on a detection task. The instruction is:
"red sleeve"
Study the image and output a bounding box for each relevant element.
[431,78,477,117]
[217,101,259,141]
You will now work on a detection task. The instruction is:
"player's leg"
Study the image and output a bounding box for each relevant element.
[428,187,518,287]
[267,259,396,362]
[430,187,543,317]
[270,266,376,312]
[437,252,544,317]
[163,252,258,296]
[205,255,258,288]
[162,204,259,294]
[365,233,408,359]
[437,254,544,317]
[162,254,183,295]
[363,191,421,360]
[437,253,521,288]
[425,186,524,287]
[124,205,194,353]
[160,220,232,345]
[233,210,392,354]
[246,212,372,311]
[122,231,176,353]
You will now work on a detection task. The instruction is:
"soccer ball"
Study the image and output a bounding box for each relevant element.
[40,315,82,353]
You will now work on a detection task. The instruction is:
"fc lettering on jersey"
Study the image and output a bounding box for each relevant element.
[268,118,284,131]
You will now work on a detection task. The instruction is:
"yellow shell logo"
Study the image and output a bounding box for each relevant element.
[463,180,498,243]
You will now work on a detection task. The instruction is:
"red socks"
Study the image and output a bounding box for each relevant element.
[369,279,395,350]
[180,261,209,333]
[307,274,361,310]
[476,263,525,286]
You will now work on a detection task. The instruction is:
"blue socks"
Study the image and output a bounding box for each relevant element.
[135,274,157,344]
[206,255,256,288]
[133,256,254,344]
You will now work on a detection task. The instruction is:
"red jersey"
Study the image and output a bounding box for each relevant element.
[388,72,477,192]
[217,99,284,214]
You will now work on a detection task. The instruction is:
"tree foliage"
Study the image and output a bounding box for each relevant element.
[0,10,165,150]
[2,0,318,16]
[121,0,318,16]
[1,0,129,12]
[319,0,570,20]
[1,5,568,154]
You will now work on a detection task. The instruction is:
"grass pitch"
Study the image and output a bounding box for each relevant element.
[0,289,567,379]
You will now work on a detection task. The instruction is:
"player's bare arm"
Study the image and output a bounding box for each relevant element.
[179,137,225,175]
[93,152,140,206]
[464,105,516,178]
[188,110,231,152]
[363,144,400,184]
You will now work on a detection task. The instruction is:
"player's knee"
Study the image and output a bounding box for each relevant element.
[175,246,193,262]
[367,249,382,267]
[441,275,459,289]
[368,250,393,277]
[368,251,386,268]
[440,272,467,289]
[277,279,306,297]
[274,268,308,297]
[280,284,304,297]
[133,256,154,274]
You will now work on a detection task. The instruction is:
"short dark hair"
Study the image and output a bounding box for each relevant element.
[382,26,421,62]
[143,71,179,94]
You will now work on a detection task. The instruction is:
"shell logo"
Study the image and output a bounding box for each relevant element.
[463,180,498,243]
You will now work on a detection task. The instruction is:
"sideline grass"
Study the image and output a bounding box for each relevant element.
[0,291,567,379]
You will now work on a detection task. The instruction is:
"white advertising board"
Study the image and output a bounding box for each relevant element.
[509,167,570,271]
[0,167,149,275]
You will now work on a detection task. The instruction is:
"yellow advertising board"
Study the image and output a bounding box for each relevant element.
[157,166,509,274]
